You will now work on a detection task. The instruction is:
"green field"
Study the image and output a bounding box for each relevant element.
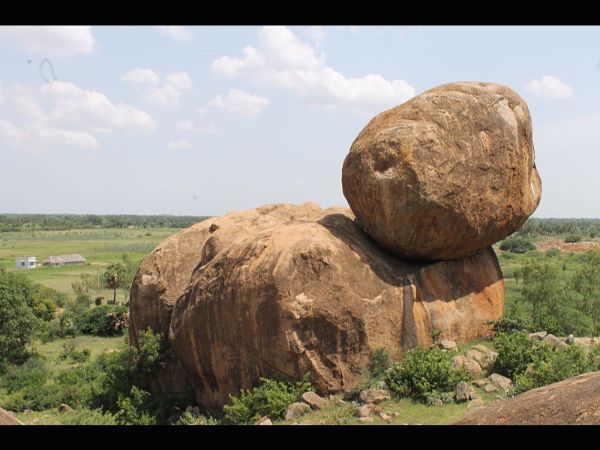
[0,227,180,302]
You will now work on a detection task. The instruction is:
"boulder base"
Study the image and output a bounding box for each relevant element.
[130,203,504,408]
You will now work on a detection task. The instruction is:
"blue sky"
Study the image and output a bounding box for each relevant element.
[0,25,598,217]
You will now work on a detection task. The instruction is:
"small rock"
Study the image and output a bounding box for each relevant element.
[302,391,328,410]
[472,379,487,387]
[57,403,72,413]
[357,404,377,418]
[359,389,391,404]
[488,373,513,391]
[393,412,401,417]
[358,416,374,424]
[256,416,272,425]
[452,355,483,378]
[456,381,475,402]
[529,331,548,340]
[208,223,219,233]
[440,339,457,351]
[544,334,562,346]
[483,384,497,393]
[379,412,392,422]
[284,402,311,420]
[467,348,497,370]
[566,334,575,345]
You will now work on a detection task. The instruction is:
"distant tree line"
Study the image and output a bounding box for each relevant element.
[0,214,211,232]
[518,218,600,239]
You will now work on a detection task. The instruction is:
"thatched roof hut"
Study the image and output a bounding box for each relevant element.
[43,254,87,266]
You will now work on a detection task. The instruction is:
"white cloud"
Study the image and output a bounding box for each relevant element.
[156,26,195,43]
[0,26,96,57]
[305,26,327,42]
[123,70,192,107]
[175,120,219,134]
[175,120,194,131]
[1,80,154,151]
[211,26,415,112]
[525,75,573,99]
[168,140,192,150]
[208,89,269,116]
[121,68,160,85]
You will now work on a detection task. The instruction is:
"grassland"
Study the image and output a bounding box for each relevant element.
[0,227,181,302]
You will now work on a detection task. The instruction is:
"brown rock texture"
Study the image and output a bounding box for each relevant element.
[456,371,600,425]
[342,81,542,261]
[130,202,504,408]
[0,407,22,425]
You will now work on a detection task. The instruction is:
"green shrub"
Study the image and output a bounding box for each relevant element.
[565,235,581,243]
[0,357,61,411]
[368,349,391,380]
[53,408,117,425]
[76,305,129,336]
[513,344,600,394]
[499,238,536,254]
[223,374,313,424]
[491,331,542,379]
[115,386,157,425]
[545,248,561,258]
[383,347,468,403]
[174,411,219,425]
[59,341,90,364]
[489,317,530,334]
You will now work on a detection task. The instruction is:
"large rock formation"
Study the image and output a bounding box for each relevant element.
[456,371,600,425]
[0,407,22,425]
[342,81,542,261]
[130,203,504,408]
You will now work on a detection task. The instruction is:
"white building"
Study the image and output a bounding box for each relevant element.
[16,256,37,269]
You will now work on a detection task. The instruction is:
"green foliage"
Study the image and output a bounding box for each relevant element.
[564,234,582,243]
[115,386,158,425]
[571,251,600,335]
[223,374,313,424]
[545,248,561,258]
[72,273,94,308]
[489,317,530,334]
[513,344,600,395]
[49,408,117,425]
[174,411,219,425]
[429,329,442,344]
[0,270,42,369]
[59,341,90,364]
[499,237,536,254]
[383,347,468,403]
[491,332,541,379]
[368,348,391,380]
[76,304,128,336]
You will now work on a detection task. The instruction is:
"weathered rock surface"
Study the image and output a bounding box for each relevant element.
[0,407,22,425]
[359,389,391,405]
[452,355,483,378]
[456,371,600,425]
[456,381,476,402]
[285,402,311,420]
[130,203,504,408]
[488,373,513,391]
[342,81,542,261]
[302,391,328,410]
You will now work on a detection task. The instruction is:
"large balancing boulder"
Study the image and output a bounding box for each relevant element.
[130,203,504,408]
[342,82,542,261]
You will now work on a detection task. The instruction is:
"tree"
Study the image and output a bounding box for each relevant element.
[103,263,127,305]
[72,273,93,307]
[0,270,41,370]
[572,251,600,336]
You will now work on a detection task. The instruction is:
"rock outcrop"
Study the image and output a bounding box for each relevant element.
[130,202,504,408]
[456,371,600,425]
[342,81,542,261]
[0,408,22,425]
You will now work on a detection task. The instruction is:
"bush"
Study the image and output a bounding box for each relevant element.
[491,331,541,379]
[51,408,117,425]
[545,248,561,257]
[367,349,391,380]
[223,375,313,424]
[513,344,600,395]
[76,305,129,336]
[489,317,531,334]
[0,270,42,369]
[383,347,468,403]
[565,235,581,243]
[174,411,219,425]
[115,386,157,425]
[59,341,90,364]
[499,237,536,254]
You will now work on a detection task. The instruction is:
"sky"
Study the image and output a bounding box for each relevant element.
[0,25,598,218]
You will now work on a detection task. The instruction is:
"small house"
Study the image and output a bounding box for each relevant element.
[43,254,87,267]
[15,256,37,269]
